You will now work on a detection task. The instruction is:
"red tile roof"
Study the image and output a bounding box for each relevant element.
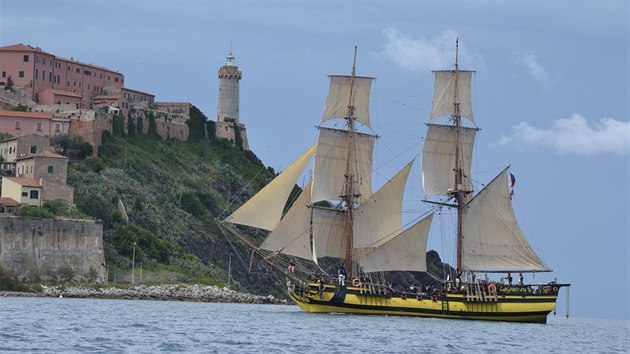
[2,177,42,188]
[0,110,51,119]
[122,87,155,97]
[16,151,67,161]
[41,89,82,98]
[0,43,52,55]
[0,197,19,205]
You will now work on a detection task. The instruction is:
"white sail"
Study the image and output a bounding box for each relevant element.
[353,160,414,248]
[422,124,477,196]
[461,169,549,272]
[259,180,313,260]
[321,75,374,127]
[312,207,345,259]
[360,214,433,273]
[224,144,317,230]
[430,70,474,122]
[311,127,374,203]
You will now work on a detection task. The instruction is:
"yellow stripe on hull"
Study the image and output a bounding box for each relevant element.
[289,286,558,323]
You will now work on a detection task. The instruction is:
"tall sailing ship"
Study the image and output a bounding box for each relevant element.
[221,44,570,323]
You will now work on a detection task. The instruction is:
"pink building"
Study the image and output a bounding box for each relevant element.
[0,43,125,109]
[0,110,70,137]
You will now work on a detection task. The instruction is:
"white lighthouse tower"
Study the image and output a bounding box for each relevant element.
[215,50,249,150]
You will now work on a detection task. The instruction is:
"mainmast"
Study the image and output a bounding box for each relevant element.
[451,38,465,275]
[342,46,359,276]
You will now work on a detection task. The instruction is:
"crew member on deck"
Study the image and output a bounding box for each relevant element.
[518,273,524,285]
[288,257,296,274]
[507,272,513,286]
[338,264,346,286]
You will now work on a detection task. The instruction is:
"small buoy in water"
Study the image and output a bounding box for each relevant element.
[59,294,63,298]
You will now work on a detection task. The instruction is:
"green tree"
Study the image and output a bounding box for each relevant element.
[187,106,207,143]
[147,112,159,138]
[112,111,125,136]
[11,104,29,112]
[50,134,94,160]
[127,112,136,137]
[136,116,144,136]
[108,224,179,263]
[180,192,204,217]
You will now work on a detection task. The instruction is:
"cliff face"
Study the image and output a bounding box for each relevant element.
[0,217,105,282]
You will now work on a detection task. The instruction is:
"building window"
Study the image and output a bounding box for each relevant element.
[55,123,61,133]
[30,190,39,200]
[76,68,80,73]
[18,71,24,78]
[43,58,46,65]
[48,165,54,173]
[14,121,20,130]
[36,122,42,132]
[42,70,46,81]
[23,55,29,62]
[49,72,52,82]
[2,71,5,78]
[21,192,27,197]
[35,69,38,79]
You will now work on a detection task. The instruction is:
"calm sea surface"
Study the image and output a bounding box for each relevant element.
[0,296,627,353]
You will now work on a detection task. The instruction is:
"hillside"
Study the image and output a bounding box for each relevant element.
[66,107,450,296]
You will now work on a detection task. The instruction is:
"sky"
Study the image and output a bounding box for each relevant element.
[1,0,628,320]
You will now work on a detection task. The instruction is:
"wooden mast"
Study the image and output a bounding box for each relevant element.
[342,46,358,277]
[452,38,465,275]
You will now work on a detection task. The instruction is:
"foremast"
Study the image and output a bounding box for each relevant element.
[451,39,468,275]
[341,47,360,277]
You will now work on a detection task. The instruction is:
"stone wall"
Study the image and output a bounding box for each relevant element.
[151,102,190,116]
[0,216,105,281]
[66,110,112,156]
[128,108,189,141]
[215,121,249,150]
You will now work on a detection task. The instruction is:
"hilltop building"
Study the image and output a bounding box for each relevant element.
[0,110,70,138]
[0,43,193,150]
[1,151,73,206]
[0,43,125,109]
[215,51,249,150]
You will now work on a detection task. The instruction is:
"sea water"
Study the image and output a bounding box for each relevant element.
[0,296,627,353]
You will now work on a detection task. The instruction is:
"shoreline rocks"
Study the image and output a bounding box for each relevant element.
[2,284,289,305]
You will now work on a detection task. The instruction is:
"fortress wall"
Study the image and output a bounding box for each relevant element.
[0,217,106,281]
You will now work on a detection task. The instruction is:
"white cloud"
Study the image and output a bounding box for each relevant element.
[519,52,555,90]
[499,114,629,156]
[380,28,468,72]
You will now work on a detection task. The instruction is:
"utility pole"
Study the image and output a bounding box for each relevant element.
[227,253,232,289]
[131,242,136,285]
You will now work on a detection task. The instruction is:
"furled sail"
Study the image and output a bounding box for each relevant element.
[312,207,346,259]
[461,169,549,272]
[311,127,375,203]
[259,180,314,260]
[422,124,477,196]
[353,160,414,248]
[321,75,374,128]
[430,70,474,121]
[359,214,433,273]
[224,144,316,230]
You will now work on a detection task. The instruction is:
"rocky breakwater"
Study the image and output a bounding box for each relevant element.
[40,284,288,305]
